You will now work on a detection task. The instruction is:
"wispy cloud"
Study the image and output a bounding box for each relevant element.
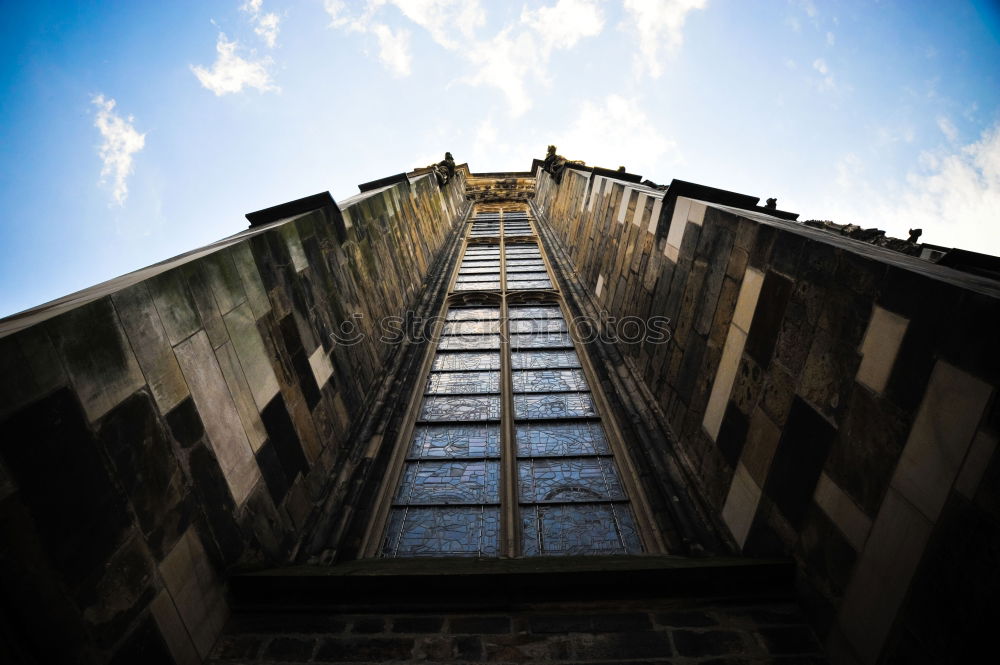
[241,0,281,48]
[826,31,835,46]
[555,95,680,173]
[621,0,708,79]
[191,33,278,95]
[812,57,837,91]
[326,0,606,116]
[827,122,1000,254]
[91,94,146,206]
[937,115,958,141]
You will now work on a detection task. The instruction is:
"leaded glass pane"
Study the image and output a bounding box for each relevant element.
[508,306,563,320]
[506,264,547,272]
[511,350,581,369]
[456,275,503,284]
[509,319,567,334]
[438,334,501,350]
[383,506,500,557]
[515,422,610,456]
[432,352,501,371]
[410,424,501,458]
[443,320,502,335]
[509,332,573,349]
[420,395,501,421]
[520,504,640,556]
[505,271,549,281]
[458,266,502,274]
[447,308,500,321]
[396,460,500,504]
[512,369,589,392]
[517,458,625,502]
[514,392,597,419]
[508,280,553,290]
[455,281,501,291]
[426,371,500,394]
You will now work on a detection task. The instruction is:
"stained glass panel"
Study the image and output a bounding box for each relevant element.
[515,421,610,456]
[517,458,625,502]
[420,395,501,421]
[511,350,581,369]
[509,319,567,334]
[410,424,501,458]
[426,371,500,394]
[512,369,589,392]
[438,334,501,350]
[432,352,501,371]
[514,392,597,419]
[447,308,500,321]
[443,321,501,335]
[520,504,641,556]
[509,332,573,349]
[396,460,500,504]
[508,306,563,320]
[504,271,550,281]
[455,281,501,291]
[508,280,553,290]
[383,507,500,557]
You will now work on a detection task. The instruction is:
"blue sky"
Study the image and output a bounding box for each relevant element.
[1,0,999,317]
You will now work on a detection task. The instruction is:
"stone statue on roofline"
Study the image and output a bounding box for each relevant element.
[541,145,584,185]
[430,152,456,186]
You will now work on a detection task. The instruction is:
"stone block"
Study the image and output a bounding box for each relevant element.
[837,488,933,665]
[890,360,992,522]
[174,331,260,506]
[215,341,267,452]
[717,402,750,467]
[202,250,246,316]
[672,629,745,657]
[741,407,782,486]
[230,241,271,319]
[1,388,132,586]
[108,614,174,665]
[46,298,145,423]
[731,355,764,416]
[183,263,228,348]
[449,616,510,634]
[954,429,998,499]
[97,393,189,557]
[798,324,861,423]
[0,328,66,421]
[147,267,201,346]
[112,283,189,413]
[392,616,445,633]
[703,325,747,441]
[315,637,414,662]
[732,268,764,333]
[151,589,202,665]
[165,397,205,449]
[223,302,280,412]
[575,631,672,660]
[78,531,155,649]
[722,462,762,548]
[280,221,309,272]
[744,271,793,369]
[309,345,335,389]
[764,398,836,529]
[261,394,310,488]
[812,472,871,551]
[158,527,229,660]
[264,636,316,660]
[856,305,908,395]
[824,384,909,516]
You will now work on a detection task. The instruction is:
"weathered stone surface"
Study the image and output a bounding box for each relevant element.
[46,298,145,423]
[764,398,836,529]
[175,331,260,506]
[224,302,280,412]
[98,392,189,557]
[744,271,793,369]
[216,340,268,452]
[1,388,132,586]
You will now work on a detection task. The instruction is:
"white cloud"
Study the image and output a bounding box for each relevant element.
[812,58,828,75]
[242,0,281,48]
[91,94,146,206]
[372,23,412,76]
[191,33,278,95]
[521,0,604,51]
[825,123,1000,254]
[937,115,958,142]
[811,57,837,92]
[622,0,707,79]
[391,0,486,49]
[554,95,680,174]
[327,0,605,115]
[826,31,835,46]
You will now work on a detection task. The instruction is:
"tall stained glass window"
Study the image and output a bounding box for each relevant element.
[379,205,646,557]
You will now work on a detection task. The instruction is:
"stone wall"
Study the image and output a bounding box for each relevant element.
[208,600,823,664]
[533,166,1000,665]
[0,171,469,664]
